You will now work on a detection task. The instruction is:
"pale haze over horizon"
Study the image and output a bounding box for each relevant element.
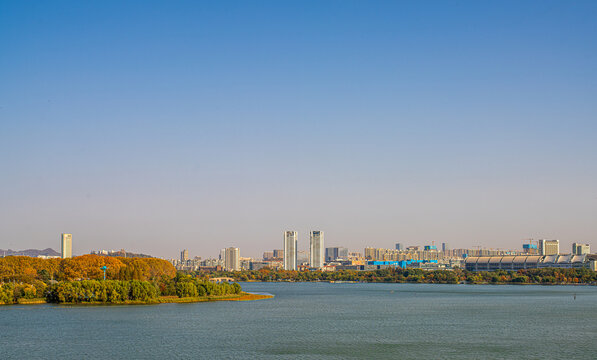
[1,1,596,259]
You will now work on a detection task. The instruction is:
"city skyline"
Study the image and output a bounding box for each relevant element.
[30,230,595,260]
[1,1,596,258]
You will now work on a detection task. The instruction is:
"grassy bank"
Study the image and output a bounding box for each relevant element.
[158,292,273,303]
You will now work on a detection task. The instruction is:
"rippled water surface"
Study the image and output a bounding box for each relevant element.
[1,282,596,359]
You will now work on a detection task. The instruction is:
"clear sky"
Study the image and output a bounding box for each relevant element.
[1,1,596,259]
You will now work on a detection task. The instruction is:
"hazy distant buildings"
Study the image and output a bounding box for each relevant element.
[181,249,189,263]
[224,247,240,271]
[395,243,403,251]
[538,239,559,256]
[61,233,72,259]
[273,249,284,259]
[284,231,298,270]
[325,247,348,262]
[572,243,590,255]
[310,231,324,269]
[442,243,448,252]
[523,243,538,254]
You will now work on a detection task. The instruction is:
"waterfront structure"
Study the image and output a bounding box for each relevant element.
[61,233,72,259]
[464,254,594,271]
[538,239,559,256]
[395,243,403,251]
[325,247,348,262]
[224,247,240,271]
[181,249,189,263]
[310,231,324,269]
[572,243,590,255]
[284,231,298,270]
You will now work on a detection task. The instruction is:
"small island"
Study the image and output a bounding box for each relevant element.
[0,255,272,305]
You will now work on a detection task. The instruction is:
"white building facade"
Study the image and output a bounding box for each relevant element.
[284,231,298,270]
[309,231,324,269]
[224,247,240,271]
[61,233,72,259]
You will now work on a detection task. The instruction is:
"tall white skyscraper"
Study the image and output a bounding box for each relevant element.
[284,231,298,270]
[224,247,240,271]
[310,230,324,269]
[61,233,72,259]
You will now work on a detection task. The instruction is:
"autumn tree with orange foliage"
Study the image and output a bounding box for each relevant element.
[0,255,176,282]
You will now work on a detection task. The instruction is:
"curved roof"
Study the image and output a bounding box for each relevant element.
[489,257,503,263]
[558,255,573,263]
[477,257,491,264]
[543,255,558,263]
[525,256,542,263]
[465,257,478,264]
[508,256,524,263]
[571,255,586,263]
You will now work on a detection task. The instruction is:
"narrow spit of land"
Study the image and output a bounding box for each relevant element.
[7,292,273,306]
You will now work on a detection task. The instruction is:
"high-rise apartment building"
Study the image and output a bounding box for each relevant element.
[224,247,240,271]
[273,249,284,259]
[284,231,297,270]
[61,233,72,259]
[181,249,189,263]
[325,247,348,262]
[310,231,324,269]
[538,239,559,256]
[442,243,448,252]
[572,243,591,255]
[395,243,403,251]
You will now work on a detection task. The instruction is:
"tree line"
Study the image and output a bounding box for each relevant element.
[193,267,597,285]
[0,255,244,305]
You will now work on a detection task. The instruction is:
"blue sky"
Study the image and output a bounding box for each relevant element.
[1,1,596,258]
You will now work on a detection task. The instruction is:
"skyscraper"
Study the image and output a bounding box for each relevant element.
[284,231,297,270]
[538,239,559,256]
[61,233,72,259]
[310,231,324,269]
[181,249,189,263]
[395,243,403,251]
[442,243,448,252]
[224,247,240,271]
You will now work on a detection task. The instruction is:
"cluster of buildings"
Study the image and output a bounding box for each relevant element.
[170,232,596,273]
[28,233,597,273]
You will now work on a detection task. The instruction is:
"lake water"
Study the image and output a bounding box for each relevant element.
[1,282,596,359]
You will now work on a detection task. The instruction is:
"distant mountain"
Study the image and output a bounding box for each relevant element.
[0,248,60,257]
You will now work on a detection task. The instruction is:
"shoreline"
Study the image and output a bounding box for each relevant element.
[239,280,596,286]
[1,292,274,306]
